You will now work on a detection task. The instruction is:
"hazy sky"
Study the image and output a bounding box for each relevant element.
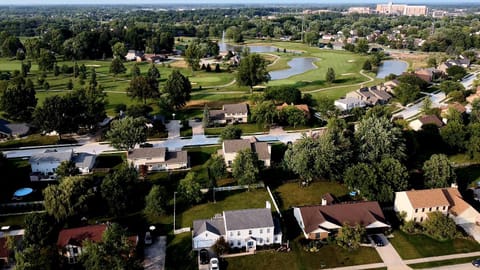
[1,0,479,5]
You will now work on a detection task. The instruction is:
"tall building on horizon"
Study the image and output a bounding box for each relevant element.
[376,2,427,16]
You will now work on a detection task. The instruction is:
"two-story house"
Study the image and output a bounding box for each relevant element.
[29,150,96,181]
[345,86,392,106]
[127,148,188,172]
[220,138,271,168]
[192,207,282,251]
[209,103,249,124]
[334,97,366,111]
[293,200,390,240]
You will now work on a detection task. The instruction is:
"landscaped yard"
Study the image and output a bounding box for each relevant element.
[390,230,480,259]
[0,134,75,149]
[205,123,268,135]
[408,255,480,269]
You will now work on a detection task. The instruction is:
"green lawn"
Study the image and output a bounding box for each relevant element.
[273,181,349,210]
[408,256,479,269]
[390,230,480,259]
[184,145,221,186]
[205,123,268,136]
[0,134,75,149]
[226,242,381,270]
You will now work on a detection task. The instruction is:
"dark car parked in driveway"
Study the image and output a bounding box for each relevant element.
[473,258,480,267]
[371,234,384,247]
[200,249,209,265]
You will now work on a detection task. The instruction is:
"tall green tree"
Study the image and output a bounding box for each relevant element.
[144,185,166,218]
[130,63,141,78]
[283,135,319,184]
[56,160,80,178]
[160,70,192,111]
[101,164,140,217]
[336,224,365,250]
[281,106,306,128]
[423,212,457,240]
[326,67,336,83]
[232,149,261,187]
[219,125,242,141]
[127,76,159,104]
[37,49,56,71]
[209,154,226,184]
[23,213,58,247]
[0,79,36,122]
[185,41,203,71]
[395,82,420,105]
[109,57,126,80]
[177,172,202,204]
[236,53,270,93]
[111,42,127,59]
[423,154,456,188]
[251,101,277,127]
[106,116,147,151]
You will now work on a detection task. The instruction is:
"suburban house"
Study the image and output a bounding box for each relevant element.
[125,50,143,61]
[440,103,467,120]
[219,138,271,168]
[57,224,107,264]
[413,68,443,83]
[345,86,392,105]
[276,103,311,118]
[0,229,24,266]
[293,201,390,240]
[438,57,471,74]
[0,119,29,139]
[383,79,400,94]
[334,97,366,111]
[143,53,167,63]
[409,115,444,131]
[127,148,189,172]
[192,207,282,251]
[29,150,96,181]
[209,103,249,124]
[394,187,480,241]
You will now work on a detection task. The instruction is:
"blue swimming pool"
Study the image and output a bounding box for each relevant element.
[14,187,33,197]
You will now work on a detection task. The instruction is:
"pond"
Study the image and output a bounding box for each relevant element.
[376,60,408,79]
[269,57,318,80]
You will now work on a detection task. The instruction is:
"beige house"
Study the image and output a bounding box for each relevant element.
[346,86,392,105]
[127,148,188,171]
[220,138,271,168]
[209,103,249,124]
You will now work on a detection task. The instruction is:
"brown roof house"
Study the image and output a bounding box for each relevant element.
[219,138,271,168]
[127,148,188,172]
[0,229,24,267]
[394,187,480,241]
[57,224,107,264]
[346,86,392,105]
[409,115,444,131]
[209,103,249,124]
[276,103,311,118]
[293,201,390,240]
[413,68,443,83]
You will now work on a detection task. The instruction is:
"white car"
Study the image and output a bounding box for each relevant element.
[144,232,152,245]
[209,257,219,270]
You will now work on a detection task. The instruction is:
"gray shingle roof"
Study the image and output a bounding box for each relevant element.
[223,139,251,154]
[252,142,269,161]
[73,153,96,169]
[224,208,274,230]
[29,151,73,164]
[0,119,29,137]
[165,151,188,164]
[223,104,248,114]
[193,217,225,237]
[128,148,166,159]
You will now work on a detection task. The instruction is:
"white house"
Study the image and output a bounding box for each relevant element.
[29,150,73,181]
[209,103,249,124]
[220,138,271,168]
[127,148,188,171]
[394,187,480,241]
[334,97,366,111]
[73,153,96,174]
[192,207,282,251]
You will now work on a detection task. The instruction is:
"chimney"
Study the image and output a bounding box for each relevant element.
[321,198,327,206]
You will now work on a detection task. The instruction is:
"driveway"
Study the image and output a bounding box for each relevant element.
[166,120,182,139]
[371,234,410,270]
[393,92,446,120]
[144,236,166,270]
[189,120,204,136]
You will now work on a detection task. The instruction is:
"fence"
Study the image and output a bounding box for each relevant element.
[266,186,282,218]
[174,227,191,235]
[200,182,265,194]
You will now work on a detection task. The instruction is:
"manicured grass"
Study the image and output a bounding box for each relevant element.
[449,153,480,165]
[0,134,74,149]
[94,153,126,169]
[273,181,349,210]
[226,242,381,270]
[205,123,268,136]
[0,214,28,227]
[390,230,480,259]
[165,233,197,270]
[185,145,221,186]
[455,165,480,188]
[408,256,479,269]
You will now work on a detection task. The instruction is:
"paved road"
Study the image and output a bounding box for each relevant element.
[144,236,166,270]
[393,92,446,120]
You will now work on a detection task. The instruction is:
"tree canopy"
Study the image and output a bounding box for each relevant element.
[422,154,456,188]
[232,148,261,187]
[236,53,270,92]
[106,116,147,151]
[160,69,192,111]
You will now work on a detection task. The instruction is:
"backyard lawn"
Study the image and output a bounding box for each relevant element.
[389,230,480,259]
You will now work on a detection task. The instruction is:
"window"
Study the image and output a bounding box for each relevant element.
[415,209,418,213]
[205,233,208,237]
[249,230,252,235]
[429,207,432,212]
[267,228,270,233]
[420,217,423,222]
[414,217,417,222]
[237,231,240,236]
[237,241,241,246]
[315,233,321,239]
[260,229,263,234]
[443,206,447,210]
[274,236,278,241]
[436,207,439,211]
[230,241,234,246]
[422,208,425,212]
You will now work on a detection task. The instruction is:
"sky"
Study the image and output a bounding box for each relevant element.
[1,0,479,5]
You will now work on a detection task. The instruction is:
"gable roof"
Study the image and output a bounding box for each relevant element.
[442,188,470,216]
[29,150,73,164]
[403,189,450,209]
[223,139,252,154]
[252,142,270,160]
[193,217,225,237]
[419,115,443,127]
[297,201,388,234]
[223,103,248,115]
[276,103,310,114]
[128,148,166,160]
[224,208,274,230]
[73,153,96,169]
[57,224,107,247]
[0,120,30,137]
[165,150,188,164]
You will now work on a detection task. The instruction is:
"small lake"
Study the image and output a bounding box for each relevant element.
[376,60,408,79]
[270,57,318,80]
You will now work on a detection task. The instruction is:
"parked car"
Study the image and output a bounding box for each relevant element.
[210,257,219,270]
[473,258,480,267]
[199,249,209,265]
[144,232,152,245]
[371,234,384,247]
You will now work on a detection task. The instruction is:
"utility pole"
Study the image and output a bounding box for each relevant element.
[173,191,177,233]
[301,12,305,43]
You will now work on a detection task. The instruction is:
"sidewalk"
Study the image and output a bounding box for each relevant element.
[404,251,480,265]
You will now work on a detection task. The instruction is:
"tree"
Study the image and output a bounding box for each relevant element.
[336,224,365,250]
[362,59,372,71]
[421,97,433,115]
[0,79,36,122]
[281,106,306,128]
[212,237,229,256]
[316,97,338,119]
[56,160,80,178]
[355,116,406,163]
[355,38,369,54]
[126,104,152,118]
[470,99,480,123]
[106,117,147,151]
[23,213,58,247]
[427,57,437,68]
[251,101,277,127]
[185,41,203,71]
[177,172,202,204]
[43,176,93,222]
[220,125,242,141]
[37,49,56,71]
[375,158,409,202]
[264,86,302,104]
[130,63,141,78]
[81,223,142,270]
[202,104,210,128]
[439,80,465,94]
[236,53,270,93]
[440,118,467,152]
[160,70,192,111]
[144,185,166,218]
[101,164,139,217]
[395,82,420,105]
[232,149,261,187]
[225,26,243,43]
[446,65,467,81]
[15,244,59,270]
[112,42,127,59]
[147,63,160,92]
[422,212,457,241]
[423,154,456,188]
[109,57,126,80]
[209,154,226,183]
[89,68,97,87]
[326,67,336,83]
[283,136,319,184]
[127,76,159,104]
